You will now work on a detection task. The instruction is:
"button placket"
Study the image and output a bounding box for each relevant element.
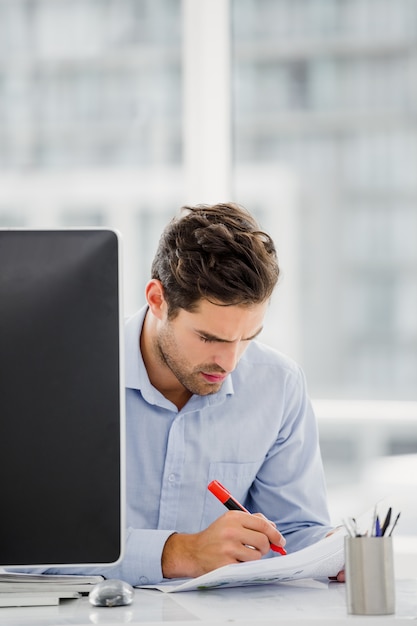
[158,415,185,529]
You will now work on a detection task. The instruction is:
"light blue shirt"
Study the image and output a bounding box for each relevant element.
[21,305,332,585]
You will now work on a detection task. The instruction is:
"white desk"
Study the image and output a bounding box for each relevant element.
[0,579,416,625]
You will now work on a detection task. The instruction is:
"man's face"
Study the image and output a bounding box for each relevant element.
[154,298,268,396]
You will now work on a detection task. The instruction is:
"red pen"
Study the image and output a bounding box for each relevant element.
[208,479,287,555]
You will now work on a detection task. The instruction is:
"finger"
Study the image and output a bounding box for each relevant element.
[239,526,278,557]
[244,514,286,548]
[329,569,345,583]
[253,512,277,528]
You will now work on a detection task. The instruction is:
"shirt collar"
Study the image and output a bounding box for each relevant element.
[124,305,234,409]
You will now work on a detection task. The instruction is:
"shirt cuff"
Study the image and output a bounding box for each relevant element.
[119,527,177,585]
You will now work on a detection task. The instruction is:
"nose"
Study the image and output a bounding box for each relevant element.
[214,343,242,373]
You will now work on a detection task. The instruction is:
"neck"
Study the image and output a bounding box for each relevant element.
[140,311,192,410]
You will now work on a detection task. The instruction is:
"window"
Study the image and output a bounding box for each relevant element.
[231,0,417,402]
[1,0,416,531]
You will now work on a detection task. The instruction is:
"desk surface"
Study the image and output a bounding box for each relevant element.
[0,579,416,625]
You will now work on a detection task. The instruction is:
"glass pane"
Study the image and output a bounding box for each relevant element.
[231,0,417,402]
[0,0,181,169]
[0,0,183,313]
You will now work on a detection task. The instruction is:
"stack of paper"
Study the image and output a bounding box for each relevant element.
[0,571,103,606]
[140,527,346,593]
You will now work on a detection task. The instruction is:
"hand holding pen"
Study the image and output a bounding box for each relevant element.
[208,480,287,555]
[161,481,286,579]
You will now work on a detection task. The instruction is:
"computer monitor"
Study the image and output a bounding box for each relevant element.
[0,229,124,567]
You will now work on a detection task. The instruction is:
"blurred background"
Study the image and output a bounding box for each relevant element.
[1,0,416,560]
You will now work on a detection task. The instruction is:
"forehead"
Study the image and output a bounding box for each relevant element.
[177,299,269,340]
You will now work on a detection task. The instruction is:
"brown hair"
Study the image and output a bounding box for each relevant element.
[151,202,279,317]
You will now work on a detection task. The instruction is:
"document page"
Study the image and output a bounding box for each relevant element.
[140,528,346,592]
[0,570,103,592]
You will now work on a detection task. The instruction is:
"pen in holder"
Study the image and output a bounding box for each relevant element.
[345,536,395,615]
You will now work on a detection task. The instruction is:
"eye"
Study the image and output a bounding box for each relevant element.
[198,334,220,343]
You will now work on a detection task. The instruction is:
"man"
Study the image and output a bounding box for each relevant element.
[25,202,342,584]
[117,201,338,584]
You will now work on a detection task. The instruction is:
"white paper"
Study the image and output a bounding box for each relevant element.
[0,591,80,607]
[140,527,346,592]
[0,570,103,593]
[0,570,103,584]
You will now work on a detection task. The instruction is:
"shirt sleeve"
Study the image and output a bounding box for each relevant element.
[9,528,176,586]
[245,362,333,553]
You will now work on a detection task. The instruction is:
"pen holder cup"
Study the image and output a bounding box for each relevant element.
[345,536,395,615]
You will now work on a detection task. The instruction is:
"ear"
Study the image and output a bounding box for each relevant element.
[145,279,167,320]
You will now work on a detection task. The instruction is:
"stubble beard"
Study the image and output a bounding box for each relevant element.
[155,332,225,397]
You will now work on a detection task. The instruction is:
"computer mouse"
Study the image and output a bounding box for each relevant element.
[88,578,134,607]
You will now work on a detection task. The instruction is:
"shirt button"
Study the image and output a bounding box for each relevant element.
[168,474,176,482]
[139,576,148,584]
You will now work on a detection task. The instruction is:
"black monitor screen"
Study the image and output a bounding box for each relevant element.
[0,229,124,567]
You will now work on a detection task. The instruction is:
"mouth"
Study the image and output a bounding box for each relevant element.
[201,372,227,384]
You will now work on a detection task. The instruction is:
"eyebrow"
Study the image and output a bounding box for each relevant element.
[196,326,263,343]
